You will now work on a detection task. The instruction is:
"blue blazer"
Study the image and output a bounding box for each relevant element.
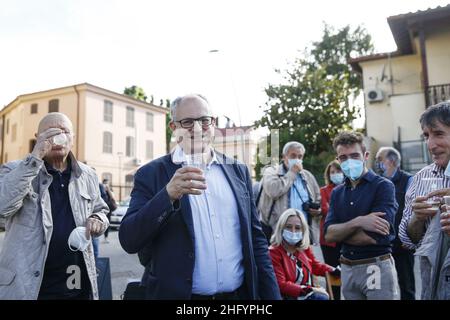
[119,152,281,300]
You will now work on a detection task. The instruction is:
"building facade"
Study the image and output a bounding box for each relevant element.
[349,5,450,172]
[0,83,168,200]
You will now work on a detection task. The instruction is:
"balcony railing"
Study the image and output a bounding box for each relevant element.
[426,83,450,106]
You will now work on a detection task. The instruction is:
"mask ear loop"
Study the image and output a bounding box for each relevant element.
[68,228,89,252]
[68,231,81,252]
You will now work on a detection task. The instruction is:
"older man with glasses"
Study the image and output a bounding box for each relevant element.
[399,101,450,300]
[119,94,280,300]
[324,131,399,300]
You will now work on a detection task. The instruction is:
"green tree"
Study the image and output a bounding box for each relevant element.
[255,24,374,184]
[123,85,148,102]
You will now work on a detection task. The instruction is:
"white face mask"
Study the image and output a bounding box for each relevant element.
[68,227,90,252]
[288,159,302,169]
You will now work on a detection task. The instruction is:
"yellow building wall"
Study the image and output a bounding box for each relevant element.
[426,25,450,86]
[0,85,167,192]
[360,54,423,146]
[389,93,425,141]
[2,104,26,162]
[83,90,167,188]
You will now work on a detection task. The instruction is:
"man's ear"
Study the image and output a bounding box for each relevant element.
[34,133,37,138]
[364,151,370,161]
[169,121,176,131]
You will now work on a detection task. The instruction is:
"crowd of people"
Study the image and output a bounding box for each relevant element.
[0,95,449,300]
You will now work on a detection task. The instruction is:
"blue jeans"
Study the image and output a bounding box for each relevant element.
[306,292,329,300]
[92,237,99,259]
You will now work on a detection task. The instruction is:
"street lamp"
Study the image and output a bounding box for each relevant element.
[208,49,246,164]
[208,49,242,126]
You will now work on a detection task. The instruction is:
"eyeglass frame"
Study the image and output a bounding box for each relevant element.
[175,116,215,129]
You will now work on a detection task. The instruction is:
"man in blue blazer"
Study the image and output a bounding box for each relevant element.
[119,94,281,300]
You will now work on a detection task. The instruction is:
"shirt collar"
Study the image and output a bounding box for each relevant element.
[344,168,376,186]
[431,163,445,176]
[389,169,400,181]
[45,157,72,175]
[171,144,218,168]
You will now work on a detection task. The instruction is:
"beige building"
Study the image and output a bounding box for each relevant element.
[0,83,168,200]
[168,122,260,179]
[214,125,259,178]
[350,5,450,172]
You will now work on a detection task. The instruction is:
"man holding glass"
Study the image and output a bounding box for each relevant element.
[399,101,450,300]
[119,94,280,300]
[0,113,109,300]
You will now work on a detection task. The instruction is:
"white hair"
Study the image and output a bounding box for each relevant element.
[378,146,401,168]
[270,208,310,250]
[282,141,305,156]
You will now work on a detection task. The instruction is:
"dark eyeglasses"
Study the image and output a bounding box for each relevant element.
[176,116,215,129]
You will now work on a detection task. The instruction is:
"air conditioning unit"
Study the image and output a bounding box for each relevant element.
[133,158,142,166]
[366,88,384,103]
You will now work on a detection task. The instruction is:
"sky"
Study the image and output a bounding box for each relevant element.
[1,0,449,128]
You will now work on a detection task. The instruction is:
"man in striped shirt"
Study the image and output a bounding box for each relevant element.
[399,101,450,300]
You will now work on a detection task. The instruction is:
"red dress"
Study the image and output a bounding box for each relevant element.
[320,184,337,247]
[269,245,333,299]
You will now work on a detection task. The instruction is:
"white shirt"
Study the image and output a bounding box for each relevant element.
[172,146,244,295]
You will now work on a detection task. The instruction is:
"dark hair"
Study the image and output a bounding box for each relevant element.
[420,101,450,129]
[332,131,366,153]
[324,160,341,185]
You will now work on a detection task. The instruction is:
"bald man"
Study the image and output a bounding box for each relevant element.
[119,94,280,300]
[0,112,109,300]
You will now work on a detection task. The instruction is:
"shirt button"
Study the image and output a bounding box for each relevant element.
[31,161,37,167]
[188,252,194,259]
[61,184,64,188]
[350,202,354,205]
[34,271,40,277]
[42,180,48,185]
[216,234,220,239]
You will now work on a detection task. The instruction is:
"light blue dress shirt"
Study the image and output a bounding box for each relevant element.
[172,146,244,295]
[290,174,310,219]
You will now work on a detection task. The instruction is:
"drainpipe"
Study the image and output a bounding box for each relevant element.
[418,24,430,108]
[1,114,5,164]
[73,85,80,159]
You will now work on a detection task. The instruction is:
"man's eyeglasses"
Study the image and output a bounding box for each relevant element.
[336,153,363,162]
[176,116,215,129]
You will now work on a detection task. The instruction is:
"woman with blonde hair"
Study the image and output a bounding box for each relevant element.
[269,208,339,300]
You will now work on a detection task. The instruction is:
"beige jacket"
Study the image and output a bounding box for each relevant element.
[258,164,321,230]
[0,153,109,300]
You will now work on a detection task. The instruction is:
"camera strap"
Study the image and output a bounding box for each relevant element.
[292,175,311,204]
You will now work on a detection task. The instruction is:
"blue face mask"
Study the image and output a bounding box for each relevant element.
[376,161,386,174]
[330,173,344,185]
[341,159,364,181]
[288,159,302,169]
[283,229,303,245]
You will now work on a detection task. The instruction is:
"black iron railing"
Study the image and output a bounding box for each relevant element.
[395,139,431,174]
[426,83,450,106]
